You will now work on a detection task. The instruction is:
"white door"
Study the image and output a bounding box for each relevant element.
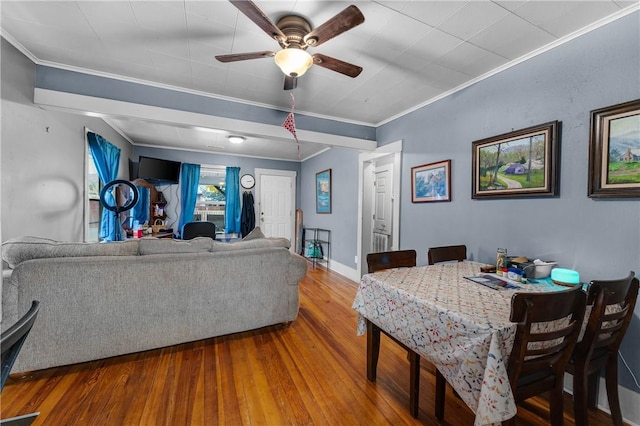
[256,169,296,242]
[373,163,393,235]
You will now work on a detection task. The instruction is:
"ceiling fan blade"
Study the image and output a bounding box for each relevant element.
[303,5,364,47]
[312,54,362,78]
[284,75,297,90]
[229,0,286,43]
[215,51,275,62]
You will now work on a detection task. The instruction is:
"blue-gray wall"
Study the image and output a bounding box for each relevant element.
[300,147,361,268]
[133,145,302,230]
[375,12,639,391]
[35,66,376,141]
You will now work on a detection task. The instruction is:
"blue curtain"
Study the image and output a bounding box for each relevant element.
[132,186,150,226]
[87,132,121,241]
[178,163,201,235]
[225,167,241,234]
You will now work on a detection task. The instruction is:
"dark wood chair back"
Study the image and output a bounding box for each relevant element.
[1,301,40,390]
[566,271,638,426]
[427,245,466,265]
[435,284,586,425]
[367,250,417,273]
[507,285,587,425]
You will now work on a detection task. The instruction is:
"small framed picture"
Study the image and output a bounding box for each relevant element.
[472,121,559,199]
[316,169,332,213]
[411,160,451,203]
[588,99,640,198]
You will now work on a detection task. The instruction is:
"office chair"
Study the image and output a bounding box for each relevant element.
[181,221,216,240]
[1,301,41,425]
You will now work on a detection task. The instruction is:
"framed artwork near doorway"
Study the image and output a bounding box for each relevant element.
[411,160,451,203]
[316,169,332,214]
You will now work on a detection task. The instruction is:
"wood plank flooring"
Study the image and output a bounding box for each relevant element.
[1,264,622,425]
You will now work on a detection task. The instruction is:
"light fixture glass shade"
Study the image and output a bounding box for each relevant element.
[228,136,245,144]
[274,48,313,77]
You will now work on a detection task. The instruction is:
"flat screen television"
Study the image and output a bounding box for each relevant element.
[137,156,181,184]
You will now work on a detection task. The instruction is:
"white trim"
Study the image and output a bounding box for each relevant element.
[357,140,403,277]
[0,32,373,128]
[376,4,640,127]
[34,88,377,154]
[5,4,637,128]
[324,259,360,283]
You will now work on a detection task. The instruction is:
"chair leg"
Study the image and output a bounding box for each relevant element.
[605,358,623,426]
[549,384,565,426]
[366,320,380,382]
[572,368,589,426]
[435,368,446,420]
[409,350,420,418]
[587,371,599,410]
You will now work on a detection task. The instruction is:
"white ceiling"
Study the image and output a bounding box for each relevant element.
[2,0,637,161]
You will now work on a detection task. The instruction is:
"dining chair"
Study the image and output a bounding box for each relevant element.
[365,250,421,418]
[181,221,216,240]
[435,285,587,425]
[367,249,417,273]
[565,271,638,426]
[427,244,466,265]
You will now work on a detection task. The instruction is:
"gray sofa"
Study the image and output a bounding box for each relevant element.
[1,235,307,373]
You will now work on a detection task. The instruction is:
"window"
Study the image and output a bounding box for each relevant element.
[86,146,101,242]
[195,166,226,233]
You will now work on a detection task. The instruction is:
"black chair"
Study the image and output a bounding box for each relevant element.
[435,285,586,425]
[1,301,40,425]
[566,272,638,426]
[427,244,466,265]
[365,250,422,418]
[181,221,216,240]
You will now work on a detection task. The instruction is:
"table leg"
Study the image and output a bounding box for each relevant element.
[409,350,420,418]
[366,319,380,381]
[435,368,446,420]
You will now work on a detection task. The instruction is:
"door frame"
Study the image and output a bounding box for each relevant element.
[255,168,297,250]
[357,140,403,277]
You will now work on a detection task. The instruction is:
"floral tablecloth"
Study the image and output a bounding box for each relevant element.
[352,261,565,426]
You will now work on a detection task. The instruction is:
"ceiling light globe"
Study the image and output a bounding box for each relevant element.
[274,48,313,77]
[228,136,245,144]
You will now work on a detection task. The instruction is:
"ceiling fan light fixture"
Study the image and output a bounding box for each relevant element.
[228,136,245,144]
[274,48,313,77]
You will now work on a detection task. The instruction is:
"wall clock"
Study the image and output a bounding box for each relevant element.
[240,174,255,189]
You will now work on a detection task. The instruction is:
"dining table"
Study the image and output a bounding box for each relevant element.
[351,261,571,426]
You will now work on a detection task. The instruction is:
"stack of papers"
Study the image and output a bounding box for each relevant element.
[464,274,520,290]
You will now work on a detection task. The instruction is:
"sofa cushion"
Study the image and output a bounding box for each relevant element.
[210,237,291,252]
[138,237,215,255]
[242,227,265,241]
[1,237,140,269]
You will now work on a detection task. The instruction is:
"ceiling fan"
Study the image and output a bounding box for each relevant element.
[216,0,365,90]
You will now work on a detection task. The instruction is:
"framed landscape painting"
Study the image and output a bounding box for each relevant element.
[472,121,559,199]
[411,160,451,203]
[588,99,640,198]
[316,169,332,213]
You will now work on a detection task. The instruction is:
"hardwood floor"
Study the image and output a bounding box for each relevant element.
[1,265,621,425]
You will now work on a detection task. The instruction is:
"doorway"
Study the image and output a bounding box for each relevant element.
[357,140,403,277]
[255,168,297,246]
